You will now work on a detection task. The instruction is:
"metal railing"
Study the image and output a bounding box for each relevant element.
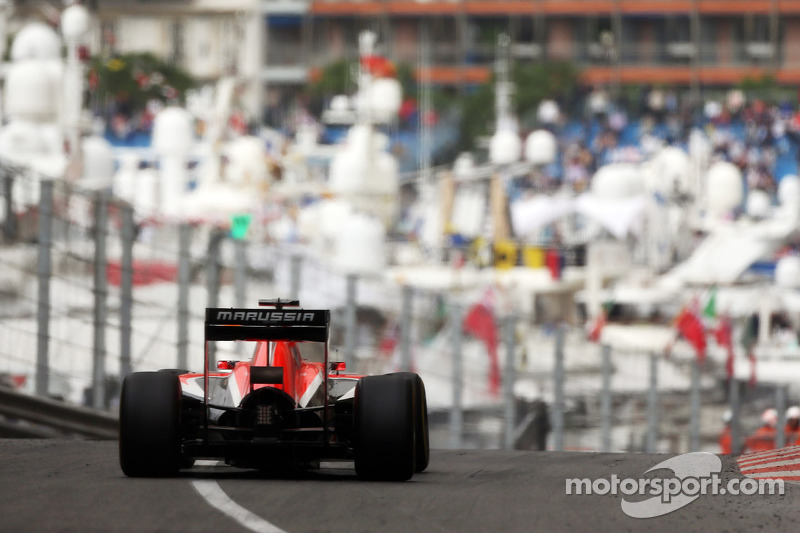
[0,386,117,439]
[0,160,792,453]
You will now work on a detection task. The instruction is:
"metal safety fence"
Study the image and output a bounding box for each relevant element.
[0,163,790,453]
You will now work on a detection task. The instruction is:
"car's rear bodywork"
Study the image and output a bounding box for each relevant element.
[119,299,429,480]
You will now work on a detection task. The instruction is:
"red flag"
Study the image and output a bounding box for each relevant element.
[675,305,706,362]
[378,321,398,358]
[748,350,757,387]
[587,310,606,343]
[360,55,395,78]
[714,314,734,378]
[463,302,500,396]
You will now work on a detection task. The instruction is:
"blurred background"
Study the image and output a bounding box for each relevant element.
[1,0,800,457]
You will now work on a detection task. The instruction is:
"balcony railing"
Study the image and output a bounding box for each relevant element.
[266,38,789,77]
[263,0,310,14]
[266,41,307,65]
[308,0,786,13]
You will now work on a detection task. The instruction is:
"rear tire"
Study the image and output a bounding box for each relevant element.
[354,373,416,481]
[119,372,182,477]
[413,375,430,472]
[397,372,430,472]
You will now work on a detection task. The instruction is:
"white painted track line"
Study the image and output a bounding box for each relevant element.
[191,479,287,533]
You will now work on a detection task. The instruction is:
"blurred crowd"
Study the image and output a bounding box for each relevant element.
[526,85,800,198]
[103,79,800,203]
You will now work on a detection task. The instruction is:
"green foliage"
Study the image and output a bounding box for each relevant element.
[458,61,581,150]
[737,74,794,104]
[394,63,417,98]
[738,74,779,93]
[89,52,195,113]
[310,60,418,99]
[309,57,581,154]
[309,59,453,116]
[458,82,494,151]
[476,21,506,46]
[309,60,354,98]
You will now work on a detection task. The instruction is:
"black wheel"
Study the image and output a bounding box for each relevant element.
[397,372,430,472]
[413,374,430,472]
[354,373,416,481]
[119,372,182,477]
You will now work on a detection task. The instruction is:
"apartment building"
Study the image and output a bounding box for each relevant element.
[87,0,264,120]
[259,1,800,88]
[19,1,799,122]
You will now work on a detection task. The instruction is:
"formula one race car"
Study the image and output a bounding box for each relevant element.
[119,299,429,481]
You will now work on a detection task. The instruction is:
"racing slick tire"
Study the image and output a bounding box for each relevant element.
[354,373,416,481]
[119,371,182,477]
[397,372,430,473]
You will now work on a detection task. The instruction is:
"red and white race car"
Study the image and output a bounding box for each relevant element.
[119,299,429,481]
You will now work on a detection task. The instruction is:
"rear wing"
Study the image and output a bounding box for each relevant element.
[204,308,330,343]
[201,303,332,442]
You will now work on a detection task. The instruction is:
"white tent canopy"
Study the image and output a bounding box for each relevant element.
[509,192,648,240]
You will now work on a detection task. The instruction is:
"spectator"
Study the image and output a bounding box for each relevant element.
[744,408,778,453]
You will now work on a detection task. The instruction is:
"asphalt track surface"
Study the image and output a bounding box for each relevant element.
[1,439,797,533]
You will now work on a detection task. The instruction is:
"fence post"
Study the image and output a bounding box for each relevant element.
[776,384,787,448]
[2,169,16,241]
[233,239,248,356]
[289,253,302,300]
[206,228,225,367]
[399,285,413,372]
[553,323,565,451]
[600,344,612,452]
[729,377,741,454]
[344,274,358,369]
[689,358,701,452]
[646,352,659,452]
[503,314,516,450]
[177,223,192,371]
[119,203,134,378]
[36,179,54,397]
[450,301,463,449]
[234,239,248,308]
[92,190,109,409]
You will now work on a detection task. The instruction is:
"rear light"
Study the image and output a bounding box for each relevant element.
[256,405,276,425]
[330,361,346,372]
[217,360,235,370]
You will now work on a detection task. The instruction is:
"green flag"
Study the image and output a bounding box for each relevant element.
[741,314,758,352]
[230,213,252,240]
[703,287,716,319]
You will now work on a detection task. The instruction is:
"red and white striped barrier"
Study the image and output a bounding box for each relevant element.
[737,445,800,481]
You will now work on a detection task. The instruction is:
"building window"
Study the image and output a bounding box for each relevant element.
[662,15,694,64]
[748,14,771,43]
[582,17,615,63]
[466,17,509,65]
[510,17,541,61]
[744,14,779,62]
[266,15,304,66]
